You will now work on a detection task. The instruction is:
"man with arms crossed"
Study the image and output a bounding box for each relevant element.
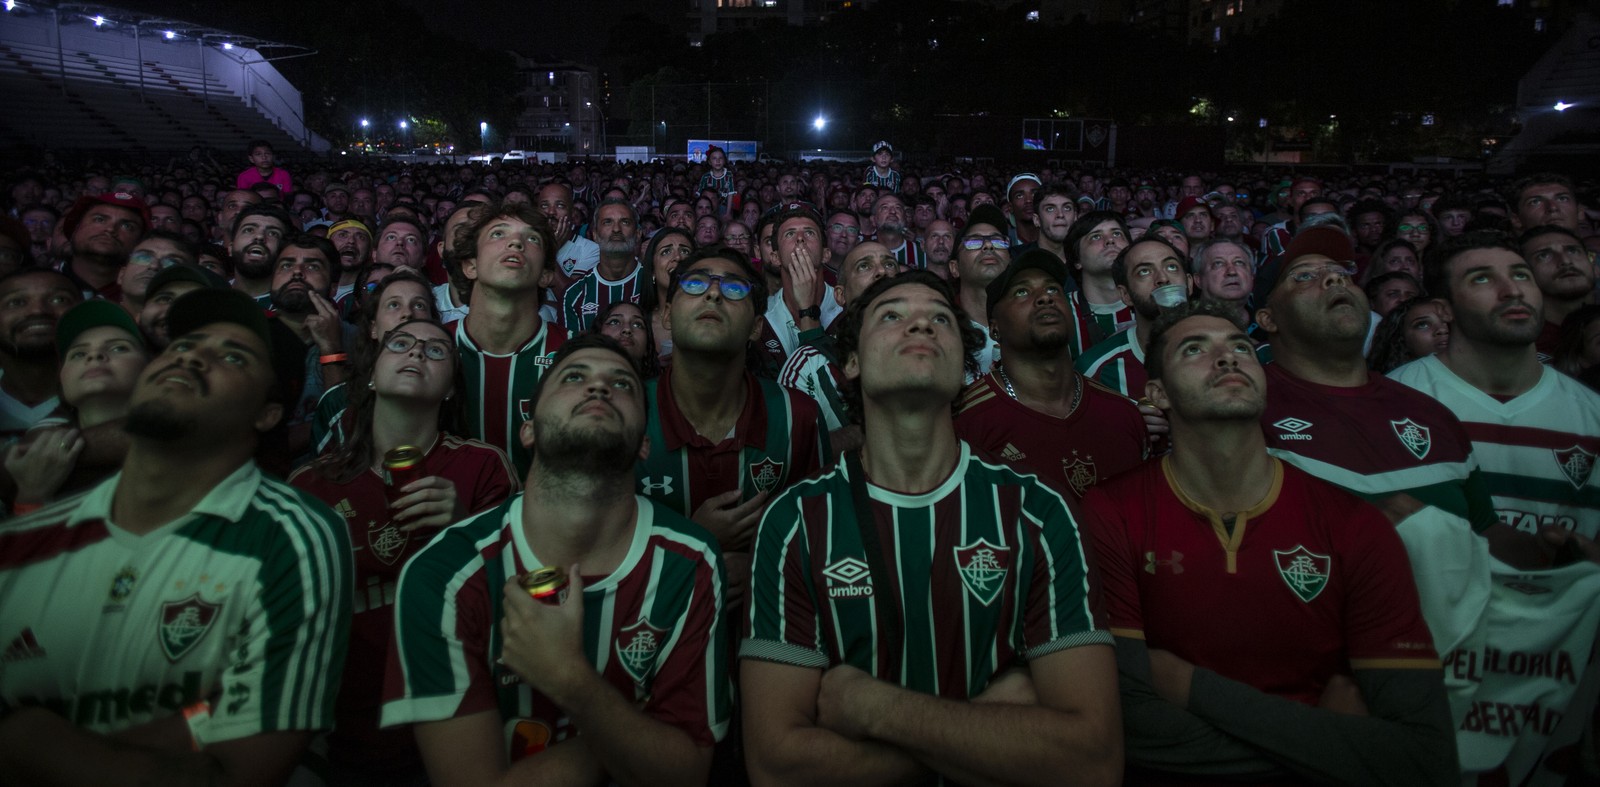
[383,335,729,787]
[0,288,352,787]
[742,270,1121,787]
[1083,299,1458,785]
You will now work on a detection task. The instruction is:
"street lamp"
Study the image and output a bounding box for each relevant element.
[587,100,608,158]
[479,121,488,153]
[813,115,827,131]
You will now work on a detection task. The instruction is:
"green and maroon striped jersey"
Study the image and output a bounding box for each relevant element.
[0,463,352,741]
[636,369,831,516]
[741,442,1110,697]
[381,494,730,761]
[454,318,568,480]
[561,263,643,333]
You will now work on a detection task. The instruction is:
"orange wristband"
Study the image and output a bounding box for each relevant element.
[319,353,349,365]
[181,700,211,751]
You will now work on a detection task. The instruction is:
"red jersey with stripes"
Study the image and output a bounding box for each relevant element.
[1083,458,1440,705]
[1390,355,1600,538]
[1073,326,1147,398]
[381,494,730,759]
[741,442,1111,697]
[0,463,352,741]
[560,263,643,333]
[953,371,1148,499]
[289,435,516,774]
[453,318,568,480]
[636,368,830,517]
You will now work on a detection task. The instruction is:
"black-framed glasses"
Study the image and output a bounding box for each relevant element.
[678,272,753,300]
[384,332,453,361]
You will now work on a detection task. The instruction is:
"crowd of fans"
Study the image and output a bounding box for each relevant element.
[0,135,1599,786]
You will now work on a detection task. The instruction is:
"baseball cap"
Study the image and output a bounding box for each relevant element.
[1255,225,1356,298]
[302,219,333,232]
[1174,197,1212,219]
[323,182,350,195]
[62,192,151,237]
[56,299,145,356]
[147,263,230,297]
[165,288,305,402]
[959,204,1008,240]
[1005,173,1042,197]
[986,249,1069,319]
[872,140,894,154]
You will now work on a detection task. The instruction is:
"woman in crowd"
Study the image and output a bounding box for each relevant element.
[591,300,662,379]
[290,317,516,787]
[1554,304,1600,380]
[5,301,150,510]
[1368,295,1451,373]
[1363,238,1423,284]
[312,268,440,454]
[639,226,695,366]
[1396,209,1439,257]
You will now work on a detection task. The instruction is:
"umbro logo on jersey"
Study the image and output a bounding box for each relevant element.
[822,557,874,598]
[1001,444,1027,461]
[2,628,45,662]
[1554,446,1597,490]
[1272,417,1314,440]
[640,476,676,496]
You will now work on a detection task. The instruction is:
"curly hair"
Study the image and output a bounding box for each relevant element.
[832,270,986,425]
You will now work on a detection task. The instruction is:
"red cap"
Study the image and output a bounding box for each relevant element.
[62,192,151,237]
[1175,196,1212,219]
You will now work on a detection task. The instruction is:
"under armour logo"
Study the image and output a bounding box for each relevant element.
[1143,551,1183,574]
[640,477,675,496]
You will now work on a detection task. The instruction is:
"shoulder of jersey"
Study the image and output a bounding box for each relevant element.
[1082,375,1133,401]
[954,377,1001,416]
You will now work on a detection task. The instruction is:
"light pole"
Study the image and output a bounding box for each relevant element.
[479,121,488,154]
[359,118,369,148]
[586,100,608,159]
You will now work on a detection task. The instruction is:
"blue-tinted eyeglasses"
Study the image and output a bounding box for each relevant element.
[678,272,753,300]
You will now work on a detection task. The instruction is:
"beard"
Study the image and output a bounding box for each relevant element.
[531,411,640,479]
[1455,300,1544,348]
[272,284,314,314]
[234,243,274,280]
[2,315,61,361]
[124,399,193,441]
[599,237,634,257]
[1129,290,1161,321]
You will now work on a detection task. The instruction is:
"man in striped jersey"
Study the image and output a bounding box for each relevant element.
[638,246,828,574]
[959,251,1149,500]
[0,288,352,786]
[561,199,642,333]
[1075,236,1190,397]
[383,335,729,786]
[869,194,926,271]
[451,199,568,479]
[1391,231,1600,546]
[1061,210,1135,359]
[1083,300,1458,785]
[778,240,901,444]
[743,270,1121,786]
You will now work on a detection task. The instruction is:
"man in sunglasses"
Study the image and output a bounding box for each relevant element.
[947,204,1012,378]
[743,270,1120,786]
[1061,211,1136,358]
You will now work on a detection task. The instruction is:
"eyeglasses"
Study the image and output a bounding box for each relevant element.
[961,235,1010,250]
[1397,224,1429,233]
[829,223,861,236]
[1285,263,1357,284]
[384,332,453,361]
[678,272,753,300]
[128,250,190,269]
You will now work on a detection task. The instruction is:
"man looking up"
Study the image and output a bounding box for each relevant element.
[61,192,148,300]
[563,199,641,333]
[451,199,568,478]
[328,219,373,306]
[1520,225,1594,358]
[0,288,351,787]
[227,204,294,308]
[1006,173,1042,247]
[1061,211,1135,358]
[1191,238,1256,329]
[742,270,1121,787]
[1075,236,1190,397]
[383,335,729,787]
[1508,173,1580,233]
[945,204,1011,377]
[1084,300,1458,784]
[1029,183,1080,267]
[637,246,827,566]
[869,194,925,271]
[957,250,1148,499]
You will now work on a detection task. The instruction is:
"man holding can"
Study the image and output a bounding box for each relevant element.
[383,334,730,787]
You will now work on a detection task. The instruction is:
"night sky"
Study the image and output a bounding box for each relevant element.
[393,0,668,61]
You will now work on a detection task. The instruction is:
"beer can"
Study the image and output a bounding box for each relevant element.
[519,566,569,606]
[383,445,425,495]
